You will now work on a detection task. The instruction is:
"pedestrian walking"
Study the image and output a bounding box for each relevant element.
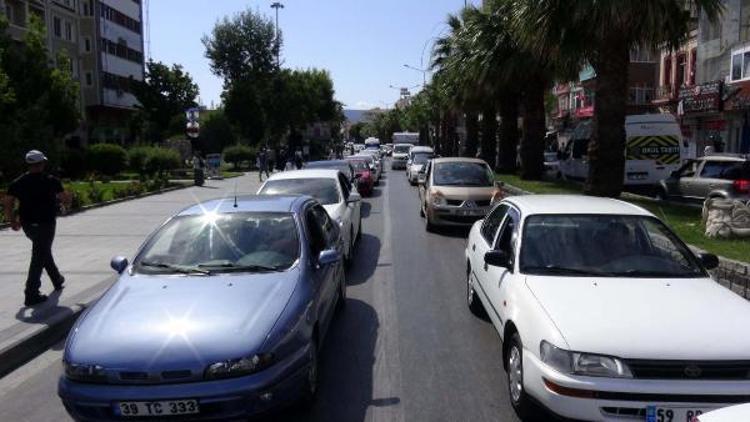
[2,150,69,306]
[294,148,304,169]
[257,148,270,181]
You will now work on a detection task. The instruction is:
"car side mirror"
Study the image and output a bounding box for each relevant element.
[485,250,512,269]
[110,256,129,274]
[318,249,341,266]
[699,253,719,270]
[347,192,362,204]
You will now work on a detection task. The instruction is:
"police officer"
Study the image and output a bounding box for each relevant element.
[2,150,68,306]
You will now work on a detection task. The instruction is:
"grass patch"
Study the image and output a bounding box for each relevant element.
[497,174,750,262]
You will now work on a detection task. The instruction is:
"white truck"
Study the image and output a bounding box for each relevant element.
[558,114,683,186]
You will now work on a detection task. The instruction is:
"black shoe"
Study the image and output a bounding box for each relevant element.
[24,294,48,307]
[53,277,65,291]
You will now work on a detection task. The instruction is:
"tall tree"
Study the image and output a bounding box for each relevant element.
[0,15,79,181]
[132,60,199,142]
[513,0,722,196]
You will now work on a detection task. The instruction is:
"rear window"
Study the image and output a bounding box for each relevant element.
[259,178,340,205]
[701,161,750,180]
[394,145,411,153]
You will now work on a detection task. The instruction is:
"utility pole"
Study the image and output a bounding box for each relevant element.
[271,2,284,68]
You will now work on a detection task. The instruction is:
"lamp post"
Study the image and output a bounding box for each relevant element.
[271,2,284,68]
[403,64,429,88]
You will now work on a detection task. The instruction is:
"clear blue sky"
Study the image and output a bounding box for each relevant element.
[148,0,475,110]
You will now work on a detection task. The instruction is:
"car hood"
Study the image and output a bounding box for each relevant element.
[431,185,496,200]
[525,276,750,360]
[67,269,300,369]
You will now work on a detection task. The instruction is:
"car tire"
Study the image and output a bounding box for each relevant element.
[467,267,486,317]
[507,333,535,420]
[300,337,319,407]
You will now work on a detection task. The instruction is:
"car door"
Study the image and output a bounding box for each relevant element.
[697,160,735,198]
[419,160,433,211]
[665,160,695,197]
[306,205,340,334]
[492,208,521,326]
[679,160,703,198]
[471,204,510,330]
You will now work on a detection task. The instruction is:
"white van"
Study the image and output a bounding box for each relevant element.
[558,114,682,186]
[391,143,413,169]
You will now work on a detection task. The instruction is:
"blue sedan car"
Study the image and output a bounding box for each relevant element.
[58,195,346,420]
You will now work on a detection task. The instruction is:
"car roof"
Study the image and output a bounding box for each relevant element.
[698,154,747,162]
[431,157,489,165]
[505,195,653,217]
[266,169,342,181]
[306,160,350,167]
[178,195,307,216]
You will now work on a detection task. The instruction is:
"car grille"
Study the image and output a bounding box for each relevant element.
[444,199,491,207]
[446,199,463,206]
[626,360,750,380]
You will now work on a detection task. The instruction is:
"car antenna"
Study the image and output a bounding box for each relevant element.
[233,179,238,208]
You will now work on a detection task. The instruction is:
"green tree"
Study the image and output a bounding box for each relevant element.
[512,0,722,196]
[0,15,79,182]
[200,110,237,153]
[132,60,199,142]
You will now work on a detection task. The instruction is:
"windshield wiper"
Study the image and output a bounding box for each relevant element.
[139,261,212,275]
[197,263,282,272]
[610,269,699,278]
[523,265,606,277]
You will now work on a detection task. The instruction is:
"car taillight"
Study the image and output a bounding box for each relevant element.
[733,179,750,193]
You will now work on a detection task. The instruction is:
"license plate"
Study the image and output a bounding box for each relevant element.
[116,400,199,417]
[646,405,713,422]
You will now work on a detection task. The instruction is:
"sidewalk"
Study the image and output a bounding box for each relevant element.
[0,173,263,376]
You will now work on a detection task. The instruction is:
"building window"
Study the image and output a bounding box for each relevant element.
[64,21,73,41]
[630,46,656,63]
[689,49,697,86]
[53,17,62,37]
[84,37,91,52]
[676,53,687,87]
[730,45,750,82]
[663,56,672,86]
[85,72,93,86]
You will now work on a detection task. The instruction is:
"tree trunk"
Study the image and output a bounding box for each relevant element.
[520,77,546,180]
[498,96,519,173]
[588,40,629,197]
[464,111,479,157]
[480,104,498,167]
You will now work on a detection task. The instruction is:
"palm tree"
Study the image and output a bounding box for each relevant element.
[512,0,722,196]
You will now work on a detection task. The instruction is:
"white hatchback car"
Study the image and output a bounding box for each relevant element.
[258,169,362,263]
[464,195,750,421]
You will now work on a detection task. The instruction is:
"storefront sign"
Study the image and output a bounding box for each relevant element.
[678,81,723,114]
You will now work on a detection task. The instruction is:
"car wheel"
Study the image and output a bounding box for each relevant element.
[300,337,319,406]
[507,333,534,419]
[467,267,485,317]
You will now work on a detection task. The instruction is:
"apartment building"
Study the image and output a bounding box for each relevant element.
[1,0,145,145]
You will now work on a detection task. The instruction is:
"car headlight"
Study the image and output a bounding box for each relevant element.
[540,341,633,378]
[63,360,107,383]
[205,353,275,380]
[431,191,447,206]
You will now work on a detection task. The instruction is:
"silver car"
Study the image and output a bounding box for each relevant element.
[658,155,750,201]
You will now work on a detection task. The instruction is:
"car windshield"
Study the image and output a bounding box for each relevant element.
[433,162,493,187]
[394,145,411,153]
[259,178,340,205]
[136,212,299,273]
[520,215,704,278]
[348,160,369,171]
[413,153,432,165]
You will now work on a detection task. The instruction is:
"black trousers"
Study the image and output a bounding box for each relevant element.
[22,222,62,296]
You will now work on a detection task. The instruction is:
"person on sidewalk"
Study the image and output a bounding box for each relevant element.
[2,150,69,306]
[257,148,270,181]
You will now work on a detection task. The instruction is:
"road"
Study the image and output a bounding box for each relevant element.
[0,165,528,422]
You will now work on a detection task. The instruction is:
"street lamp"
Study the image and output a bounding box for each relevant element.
[403,64,429,88]
[271,2,284,68]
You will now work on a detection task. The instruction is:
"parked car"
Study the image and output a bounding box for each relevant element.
[695,403,750,422]
[418,157,501,231]
[407,150,435,185]
[357,150,383,180]
[58,195,346,421]
[658,154,750,201]
[391,143,413,170]
[346,157,375,197]
[304,160,356,184]
[258,170,362,263]
[350,153,381,184]
[463,194,750,422]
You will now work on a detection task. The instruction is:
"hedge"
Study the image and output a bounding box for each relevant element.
[86,144,128,176]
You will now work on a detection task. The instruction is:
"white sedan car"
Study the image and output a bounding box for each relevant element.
[258,169,362,263]
[464,195,750,422]
[696,403,750,421]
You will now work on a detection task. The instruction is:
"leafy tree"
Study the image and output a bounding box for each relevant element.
[223,144,255,170]
[349,122,367,142]
[512,0,722,196]
[0,15,79,182]
[132,60,199,142]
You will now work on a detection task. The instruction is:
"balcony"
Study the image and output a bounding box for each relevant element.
[654,85,677,102]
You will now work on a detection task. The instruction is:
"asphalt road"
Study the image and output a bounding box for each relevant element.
[0,164,526,422]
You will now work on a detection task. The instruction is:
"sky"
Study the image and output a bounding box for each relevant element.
[147,0,476,111]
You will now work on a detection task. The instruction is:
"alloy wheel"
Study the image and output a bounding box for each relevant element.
[508,345,523,404]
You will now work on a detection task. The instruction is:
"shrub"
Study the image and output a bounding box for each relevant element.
[60,148,87,179]
[222,144,255,170]
[86,144,127,176]
[144,147,181,177]
[127,146,153,173]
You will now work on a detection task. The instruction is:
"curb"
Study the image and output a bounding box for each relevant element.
[0,276,114,379]
[0,183,190,231]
